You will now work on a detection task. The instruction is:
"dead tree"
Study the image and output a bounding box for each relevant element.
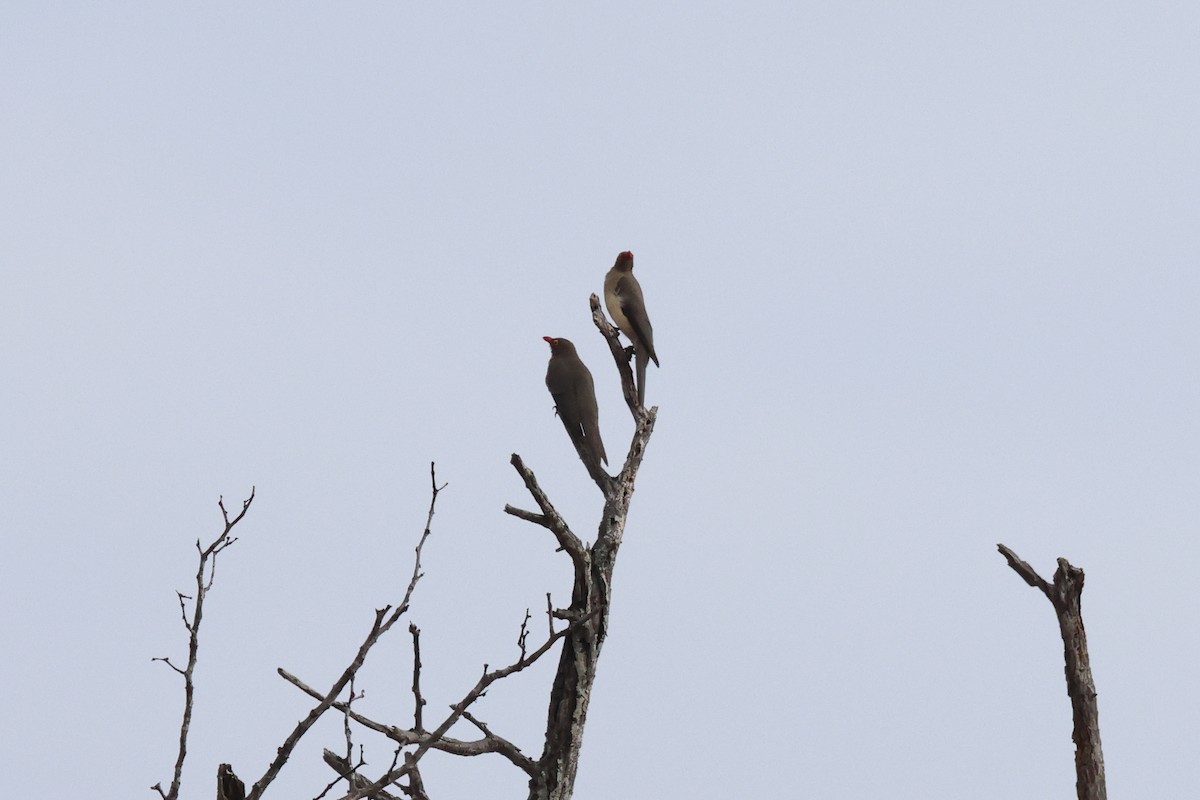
[503,294,656,798]
[997,544,1106,800]
[155,293,655,800]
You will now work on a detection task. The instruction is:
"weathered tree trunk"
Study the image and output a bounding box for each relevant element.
[998,545,1106,800]
[532,587,600,800]
[522,408,653,799]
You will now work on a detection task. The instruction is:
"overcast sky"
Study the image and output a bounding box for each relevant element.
[2,3,1198,798]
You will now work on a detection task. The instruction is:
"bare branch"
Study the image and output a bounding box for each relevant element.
[245,468,445,800]
[332,612,597,799]
[517,608,531,660]
[459,707,535,778]
[283,662,537,782]
[324,749,429,800]
[209,489,254,557]
[589,293,641,421]
[151,656,186,676]
[996,543,1052,596]
[321,751,401,800]
[153,488,256,800]
[400,751,430,800]
[282,668,531,773]
[248,605,390,800]
[504,454,587,572]
[410,623,425,733]
[342,677,357,782]
[502,504,550,528]
[174,592,192,631]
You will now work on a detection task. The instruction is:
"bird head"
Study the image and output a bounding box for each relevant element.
[543,336,575,354]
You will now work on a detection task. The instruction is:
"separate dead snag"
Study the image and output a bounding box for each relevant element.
[217,764,246,800]
[997,544,1107,800]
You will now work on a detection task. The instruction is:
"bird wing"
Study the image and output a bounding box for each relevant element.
[547,365,607,465]
[614,274,659,367]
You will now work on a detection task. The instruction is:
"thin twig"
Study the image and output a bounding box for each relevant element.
[410,623,425,733]
[517,608,531,660]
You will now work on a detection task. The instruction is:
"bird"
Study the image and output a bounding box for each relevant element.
[543,336,608,469]
[603,250,658,406]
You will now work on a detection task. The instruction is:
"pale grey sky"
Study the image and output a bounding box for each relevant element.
[2,3,1198,798]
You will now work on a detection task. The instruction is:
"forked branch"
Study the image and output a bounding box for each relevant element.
[997,544,1106,800]
[244,464,446,800]
[333,609,600,799]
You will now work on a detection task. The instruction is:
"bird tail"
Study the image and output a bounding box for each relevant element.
[636,351,649,407]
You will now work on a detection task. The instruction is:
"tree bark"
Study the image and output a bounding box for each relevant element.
[998,544,1106,800]
[216,764,246,800]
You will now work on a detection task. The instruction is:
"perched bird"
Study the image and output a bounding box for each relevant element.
[603,250,658,406]
[543,336,608,468]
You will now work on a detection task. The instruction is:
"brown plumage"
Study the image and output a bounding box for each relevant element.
[603,250,658,406]
[543,336,608,468]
